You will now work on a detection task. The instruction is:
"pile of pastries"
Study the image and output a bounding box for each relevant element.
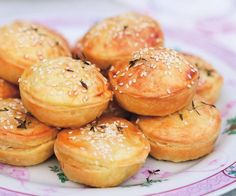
[0,13,223,187]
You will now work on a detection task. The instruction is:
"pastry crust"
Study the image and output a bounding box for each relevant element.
[0,78,19,98]
[19,57,112,127]
[109,47,199,116]
[54,117,150,187]
[137,98,221,162]
[0,21,71,84]
[73,12,164,69]
[0,98,58,166]
[182,52,223,103]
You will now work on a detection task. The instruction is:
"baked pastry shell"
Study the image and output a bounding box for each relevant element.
[59,160,142,187]
[182,52,223,104]
[20,89,110,128]
[75,13,164,69]
[54,117,150,187]
[0,98,58,166]
[137,100,221,162]
[0,21,71,84]
[0,140,55,166]
[113,84,197,116]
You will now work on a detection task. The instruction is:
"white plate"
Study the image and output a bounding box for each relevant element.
[1,11,236,196]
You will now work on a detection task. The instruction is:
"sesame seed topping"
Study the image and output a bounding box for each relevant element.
[187,84,192,88]
[187,74,192,79]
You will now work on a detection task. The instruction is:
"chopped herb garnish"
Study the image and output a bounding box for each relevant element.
[49,165,60,173]
[65,68,74,72]
[31,27,38,32]
[26,111,32,116]
[142,169,161,186]
[49,165,68,183]
[90,120,98,132]
[116,125,124,132]
[98,125,107,129]
[80,80,88,90]
[227,117,236,125]
[0,108,8,112]
[14,117,30,129]
[123,25,128,31]
[206,69,214,77]
[90,126,97,132]
[148,169,160,175]
[178,113,184,121]
[224,117,236,135]
[55,41,60,46]
[201,101,216,108]
[83,61,90,65]
[129,58,147,68]
[192,100,200,115]
[57,172,68,183]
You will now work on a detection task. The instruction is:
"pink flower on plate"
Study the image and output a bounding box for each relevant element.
[130,167,172,181]
[0,163,29,181]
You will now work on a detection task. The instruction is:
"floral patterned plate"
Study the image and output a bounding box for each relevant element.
[1,19,236,196]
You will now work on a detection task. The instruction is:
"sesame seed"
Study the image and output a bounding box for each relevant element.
[187,74,192,79]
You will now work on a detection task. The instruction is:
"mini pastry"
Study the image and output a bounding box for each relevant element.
[19,57,112,128]
[73,12,164,69]
[109,47,199,116]
[182,52,223,103]
[137,98,221,162]
[54,117,150,187]
[0,98,58,166]
[0,78,19,98]
[0,21,71,84]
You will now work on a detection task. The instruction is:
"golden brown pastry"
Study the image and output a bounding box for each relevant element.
[0,78,19,98]
[19,57,112,128]
[54,117,150,187]
[73,12,164,69]
[137,98,221,162]
[0,98,58,166]
[182,52,223,104]
[109,47,199,116]
[0,21,71,84]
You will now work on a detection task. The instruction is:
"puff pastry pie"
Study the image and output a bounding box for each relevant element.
[73,13,164,69]
[19,57,112,127]
[0,21,71,84]
[54,117,150,187]
[182,52,223,103]
[137,98,221,162]
[0,98,58,166]
[109,47,199,116]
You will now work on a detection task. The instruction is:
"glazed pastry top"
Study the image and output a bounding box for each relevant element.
[56,117,150,166]
[0,21,71,68]
[19,57,112,106]
[0,98,58,148]
[109,47,199,97]
[78,13,164,60]
[137,98,221,144]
